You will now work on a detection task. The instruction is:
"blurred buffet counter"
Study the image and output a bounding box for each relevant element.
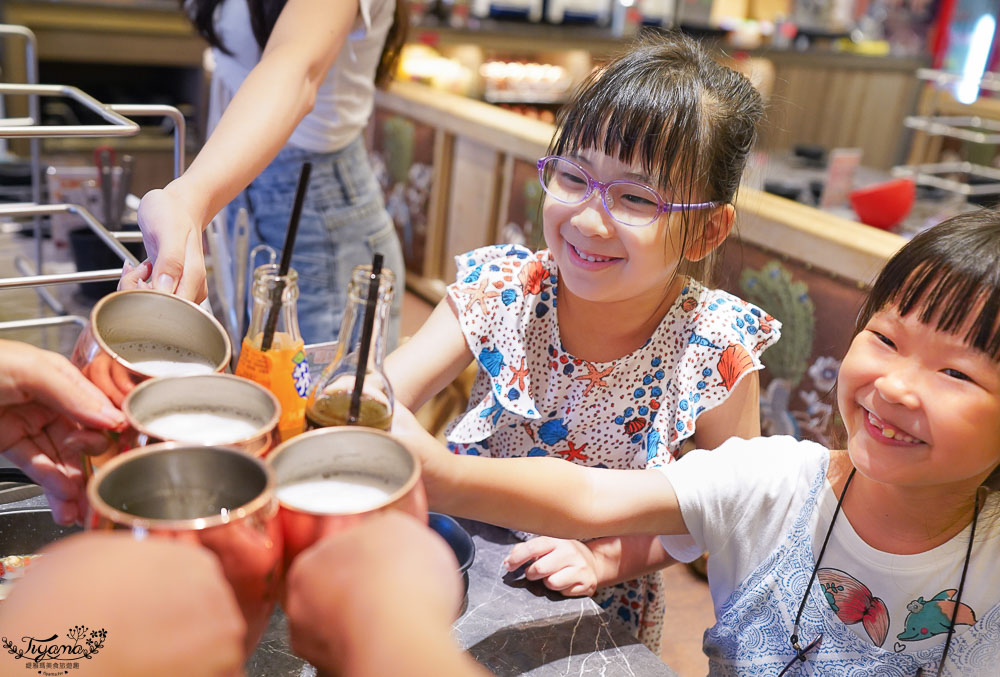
[368,80,906,445]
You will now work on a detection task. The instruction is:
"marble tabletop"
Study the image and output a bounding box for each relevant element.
[248,517,678,676]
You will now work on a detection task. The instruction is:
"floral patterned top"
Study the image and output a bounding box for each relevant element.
[444,245,782,467]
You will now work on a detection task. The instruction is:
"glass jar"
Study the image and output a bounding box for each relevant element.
[306,264,395,431]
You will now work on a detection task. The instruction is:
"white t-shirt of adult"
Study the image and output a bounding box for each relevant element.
[657,436,1000,656]
[208,0,394,152]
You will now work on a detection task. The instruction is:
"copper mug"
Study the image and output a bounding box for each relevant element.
[71,289,232,407]
[267,427,427,570]
[86,443,283,656]
[121,374,281,457]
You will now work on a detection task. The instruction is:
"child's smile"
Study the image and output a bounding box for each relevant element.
[565,242,621,268]
[861,408,924,446]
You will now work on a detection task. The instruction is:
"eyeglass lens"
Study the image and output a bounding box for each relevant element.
[540,157,663,227]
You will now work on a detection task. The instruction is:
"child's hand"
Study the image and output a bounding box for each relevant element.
[504,536,601,597]
[391,403,454,506]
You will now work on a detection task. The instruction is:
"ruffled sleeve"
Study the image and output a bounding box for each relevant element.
[444,245,549,443]
[654,284,782,454]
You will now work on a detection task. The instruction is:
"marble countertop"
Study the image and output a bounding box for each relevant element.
[249,516,678,676]
[1,495,677,676]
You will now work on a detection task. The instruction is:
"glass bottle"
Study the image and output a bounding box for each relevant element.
[235,263,311,440]
[306,264,395,431]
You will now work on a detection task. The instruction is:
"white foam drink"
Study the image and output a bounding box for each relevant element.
[110,340,216,377]
[143,411,261,444]
[276,475,394,514]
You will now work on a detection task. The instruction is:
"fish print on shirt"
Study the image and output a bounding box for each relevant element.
[897,589,977,644]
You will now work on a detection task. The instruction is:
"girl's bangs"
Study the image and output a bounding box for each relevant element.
[858,210,1000,359]
[860,251,1000,361]
[550,70,705,199]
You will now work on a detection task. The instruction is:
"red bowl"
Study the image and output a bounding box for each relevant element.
[849,178,916,230]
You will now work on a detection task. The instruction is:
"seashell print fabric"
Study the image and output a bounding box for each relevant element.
[444,245,782,468]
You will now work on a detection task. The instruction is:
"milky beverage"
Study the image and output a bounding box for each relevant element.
[276,475,395,514]
[144,411,261,445]
[110,340,216,377]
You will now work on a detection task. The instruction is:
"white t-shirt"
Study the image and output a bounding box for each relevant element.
[658,436,1000,655]
[208,0,394,152]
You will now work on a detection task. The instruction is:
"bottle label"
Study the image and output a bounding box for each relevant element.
[235,337,311,440]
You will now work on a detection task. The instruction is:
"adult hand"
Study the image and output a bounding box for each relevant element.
[0,341,125,524]
[0,532,246,677]
[505,536,601,597]
[284,512,468,677]
[120,186,208,301]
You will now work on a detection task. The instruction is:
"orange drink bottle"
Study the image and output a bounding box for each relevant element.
[235,263,311,441]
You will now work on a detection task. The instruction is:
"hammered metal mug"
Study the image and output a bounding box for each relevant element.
[71,290,231,406]
[121,374,281,457]
[267,427,427,570]
[86,443,283,656]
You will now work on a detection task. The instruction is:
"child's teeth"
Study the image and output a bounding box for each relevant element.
[868,411,919,443]
[574,245,610,262]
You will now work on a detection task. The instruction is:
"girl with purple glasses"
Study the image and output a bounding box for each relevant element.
[386,31,779,650]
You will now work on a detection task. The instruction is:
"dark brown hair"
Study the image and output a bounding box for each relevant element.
[184,0,408,87]
[548,30,764,283]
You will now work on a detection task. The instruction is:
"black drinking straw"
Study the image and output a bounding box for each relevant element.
[261,162,312,351]
[348,252,383,424]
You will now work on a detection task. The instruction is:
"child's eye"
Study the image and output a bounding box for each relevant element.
[559,171,588,186]
[870,331,896,349]
[621,191,657,207]
[942,368,974,383]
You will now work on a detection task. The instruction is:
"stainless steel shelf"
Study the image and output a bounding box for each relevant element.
[904,115,1000,145]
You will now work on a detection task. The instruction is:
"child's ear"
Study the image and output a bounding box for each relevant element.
[684,204,735,262]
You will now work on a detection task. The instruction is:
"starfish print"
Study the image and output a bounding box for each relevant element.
[575,361,614,397]
[522,422,535,442]
[507,356,529,391]
[463,278,500,315]
[556,440,589,462]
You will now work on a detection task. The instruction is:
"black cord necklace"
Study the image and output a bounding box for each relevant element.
[778,468,982,677]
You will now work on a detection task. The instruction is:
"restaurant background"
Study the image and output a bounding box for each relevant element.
[2,0,1000,674]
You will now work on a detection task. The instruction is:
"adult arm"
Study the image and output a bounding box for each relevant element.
[126,0,361,299]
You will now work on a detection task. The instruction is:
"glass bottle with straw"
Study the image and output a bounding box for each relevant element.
[234,162,312,440]
[306,254,395,430]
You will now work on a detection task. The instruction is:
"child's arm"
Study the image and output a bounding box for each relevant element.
[385,297,474,411]
[692,371,761,447]
[503,535,675,597]
[394,412,687,539]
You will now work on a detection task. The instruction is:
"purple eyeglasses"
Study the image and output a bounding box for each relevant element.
[536,155,718,227]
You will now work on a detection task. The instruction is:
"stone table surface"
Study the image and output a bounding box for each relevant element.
[1,494,677,676]
[248,517,678,676]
